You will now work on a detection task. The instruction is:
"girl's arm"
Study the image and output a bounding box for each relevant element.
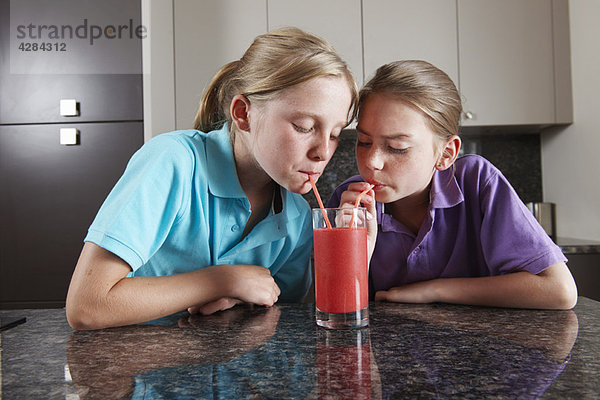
[66,242,281,330]
[375,261,578,310]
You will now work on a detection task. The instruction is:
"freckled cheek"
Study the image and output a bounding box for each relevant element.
[269,139,303,168]
[393,162,418,180]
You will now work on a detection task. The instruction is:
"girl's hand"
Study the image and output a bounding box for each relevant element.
[338,182,377,261]
[188,297,242,315]
[374,281,437,304]
[188,265,281,315]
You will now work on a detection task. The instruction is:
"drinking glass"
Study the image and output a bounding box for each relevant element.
[312,207,369,329]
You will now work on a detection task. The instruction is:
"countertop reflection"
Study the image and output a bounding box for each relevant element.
[2,298,599,399]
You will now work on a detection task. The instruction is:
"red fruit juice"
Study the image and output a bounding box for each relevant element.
[314,227,368,314]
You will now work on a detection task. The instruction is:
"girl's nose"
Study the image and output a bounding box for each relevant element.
[309,135,334,162]
[364,147,384,171]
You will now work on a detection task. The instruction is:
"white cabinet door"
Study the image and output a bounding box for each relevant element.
[458,0,555,126]
[268,0,363,86]
[362,0,459,87]
[157,0,570,132]
[173,0,267,129]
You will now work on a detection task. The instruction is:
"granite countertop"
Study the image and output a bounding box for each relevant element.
[556,237,600,255]
[2,298,599,399]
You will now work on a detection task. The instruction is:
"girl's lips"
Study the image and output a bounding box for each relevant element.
[302,171,320,181]
[367,180,385,190]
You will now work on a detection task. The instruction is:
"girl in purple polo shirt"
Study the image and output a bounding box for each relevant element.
[328,60,578,309]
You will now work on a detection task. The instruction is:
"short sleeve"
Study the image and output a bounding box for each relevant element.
[85,134,194,270]
[478,168,566,275]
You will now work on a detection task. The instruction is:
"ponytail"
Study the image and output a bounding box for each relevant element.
[193,60,239,132]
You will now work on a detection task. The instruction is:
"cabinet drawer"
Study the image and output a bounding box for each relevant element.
[0,122,143,308]
[0,0,143,124]
[0,74,143,124]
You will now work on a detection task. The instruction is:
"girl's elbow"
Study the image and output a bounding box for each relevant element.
[66,299,105,330]
[540,262,579,310]
[563,283,578,310]
[66,305,90,330]
[553,278,578,310]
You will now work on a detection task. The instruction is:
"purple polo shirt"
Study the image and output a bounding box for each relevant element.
[327,155,567,296]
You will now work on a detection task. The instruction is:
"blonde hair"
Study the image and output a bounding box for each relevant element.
[194,27,358,133]
[359,60,462,140]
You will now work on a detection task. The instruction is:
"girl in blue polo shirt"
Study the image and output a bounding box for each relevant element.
[329,60,577,309]
[66,27,358,329]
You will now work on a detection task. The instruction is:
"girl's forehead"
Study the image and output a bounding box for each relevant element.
[360,99,429,133]
[261,76,352,118]
[362,93,417,112]
[280,75,348,95]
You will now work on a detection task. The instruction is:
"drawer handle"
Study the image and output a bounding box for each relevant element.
[60,128,79,145]
[59,99,79,117]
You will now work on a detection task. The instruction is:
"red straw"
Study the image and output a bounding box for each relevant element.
[349,184,374,228]
[308,175,332,229]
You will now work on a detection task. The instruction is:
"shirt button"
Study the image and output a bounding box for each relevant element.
[231,224,239,232]
[414,246,421,253]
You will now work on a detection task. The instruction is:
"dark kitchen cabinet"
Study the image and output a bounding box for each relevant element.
[0,0,144,308]
[0,0,143,124]
[0,72,143,125]
[566,254,600,302]
[0,123,143,308]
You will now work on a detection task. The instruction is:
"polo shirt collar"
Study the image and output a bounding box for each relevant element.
[204,124,302,221]
[377,168,464,234]
[429,168,464,209]
[279,186,301,221]
[205,124,246,198]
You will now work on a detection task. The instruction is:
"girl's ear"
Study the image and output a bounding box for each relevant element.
[230,94,251,132]
[436,135,461,171]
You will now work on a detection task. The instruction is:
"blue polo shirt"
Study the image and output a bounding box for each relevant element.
[328,155,566,296]
[85,125,312,301]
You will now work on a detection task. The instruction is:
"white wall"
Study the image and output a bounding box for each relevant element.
[541,0,600,241]
[141,0,176,140]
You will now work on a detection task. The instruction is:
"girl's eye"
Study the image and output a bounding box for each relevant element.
[357,140,371,147]
[388,147,408,154]
[293,123,313,133]
[330,129,341,141]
